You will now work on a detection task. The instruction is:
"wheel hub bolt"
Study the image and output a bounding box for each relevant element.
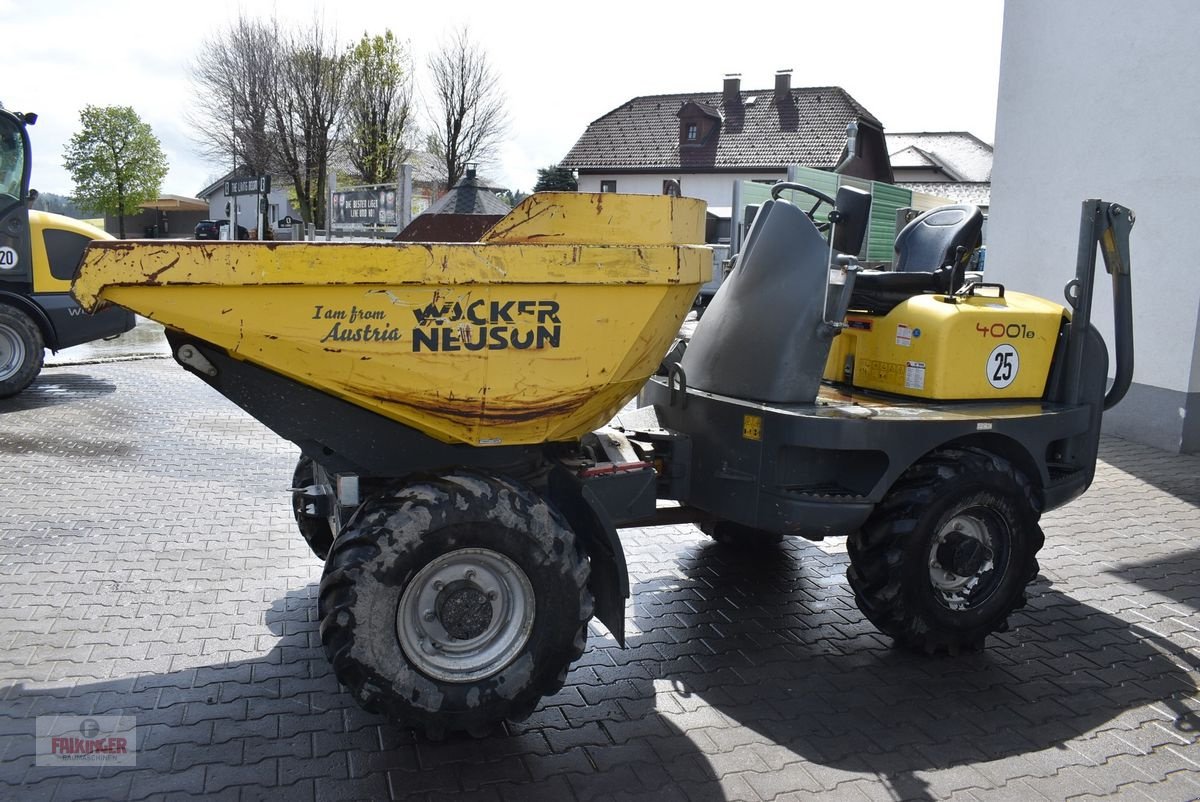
[464,569,476,581]
[423,610,436,622]
[433,580,444,591]
[487,591,497,601]
[937,532,989,577]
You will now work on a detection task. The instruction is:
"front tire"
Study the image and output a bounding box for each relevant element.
[319,471,592,736]
[847,447,1044,654]
[0,305,44,398]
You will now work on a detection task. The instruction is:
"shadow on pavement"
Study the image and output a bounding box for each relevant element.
[1098,437,1200,507]
[1105,547,1200,614]
[0,374,117,413]
[631,536,1199,802]
[5,531,1197,801]
[0,584,727,802]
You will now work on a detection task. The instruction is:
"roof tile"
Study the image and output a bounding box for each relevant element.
[561,87,881,171]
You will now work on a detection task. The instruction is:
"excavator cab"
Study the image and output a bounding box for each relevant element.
[0,109,34,278]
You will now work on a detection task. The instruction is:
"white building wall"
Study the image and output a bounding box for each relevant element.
[578,172,783,208]
[207,187,298,230]
[987,0,1200,452]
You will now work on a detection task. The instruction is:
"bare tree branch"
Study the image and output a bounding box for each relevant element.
[186,14,279,179]
[426,26,508,190]
[269,16,348,225]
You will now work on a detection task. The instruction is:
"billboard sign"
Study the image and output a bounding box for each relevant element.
[332,185,398,228]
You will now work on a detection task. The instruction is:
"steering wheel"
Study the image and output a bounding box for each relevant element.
[770,182,837,230]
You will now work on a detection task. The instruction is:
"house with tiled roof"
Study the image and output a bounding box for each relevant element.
[560,72,893,209]
[887,131,993,212]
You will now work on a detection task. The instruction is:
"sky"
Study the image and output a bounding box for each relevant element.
[0,0,1004,197]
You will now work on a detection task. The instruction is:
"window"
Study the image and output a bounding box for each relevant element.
[686,124,698,142]
[0,117,27,211]
[43,229,91,281]
[600,180,617,193]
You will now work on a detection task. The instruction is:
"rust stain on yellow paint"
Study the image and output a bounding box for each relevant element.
[74,193,711,446]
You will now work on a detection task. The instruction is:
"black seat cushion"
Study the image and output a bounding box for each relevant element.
[848,267,954,315]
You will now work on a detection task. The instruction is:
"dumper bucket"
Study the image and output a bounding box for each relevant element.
[74,193,709,446]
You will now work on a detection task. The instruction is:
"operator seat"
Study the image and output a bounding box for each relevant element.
[849,203,984,314]
[894,204,984,272]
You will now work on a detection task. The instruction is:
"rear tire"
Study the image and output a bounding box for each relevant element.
[846,447,1044,654]
[318,471,592,736]
[291,455,334,560]
[0,305,44,398]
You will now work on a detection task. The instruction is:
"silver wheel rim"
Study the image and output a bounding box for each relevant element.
[397,547,535,683]
[0,323,24,380]
[927,509,1001,611]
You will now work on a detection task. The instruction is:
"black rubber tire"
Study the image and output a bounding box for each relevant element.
[291,455,334,560]
[318,471,592,737]
[0,305,44,398]
[701,520,783,549]
[846,447,1044,654]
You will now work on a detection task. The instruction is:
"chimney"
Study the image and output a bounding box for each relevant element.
[774,69,793,103]
[723,73,741,104]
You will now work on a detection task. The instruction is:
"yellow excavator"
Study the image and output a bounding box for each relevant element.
[0,105,135,396]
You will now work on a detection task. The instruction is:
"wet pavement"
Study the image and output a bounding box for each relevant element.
[43,317,170,366]
[0,356,1197,801]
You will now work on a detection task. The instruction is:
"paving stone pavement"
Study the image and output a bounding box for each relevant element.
[0,359,1197,801]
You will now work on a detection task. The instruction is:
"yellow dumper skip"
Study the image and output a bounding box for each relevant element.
[73,193,710,446]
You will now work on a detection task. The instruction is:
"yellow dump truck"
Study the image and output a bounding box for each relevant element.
[74,187,1134,737]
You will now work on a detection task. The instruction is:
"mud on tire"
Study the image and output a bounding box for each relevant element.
[318,471,592,736]
[846,446,1044,654]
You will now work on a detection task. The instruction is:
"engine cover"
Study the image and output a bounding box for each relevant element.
[823,289,1066,400]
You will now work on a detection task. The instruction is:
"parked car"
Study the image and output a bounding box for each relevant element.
[195,219,250,240]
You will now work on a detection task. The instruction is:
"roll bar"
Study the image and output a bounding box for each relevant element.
[1061,200,1135,410]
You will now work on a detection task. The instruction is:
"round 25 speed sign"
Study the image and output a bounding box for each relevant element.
[987,344,1019,389]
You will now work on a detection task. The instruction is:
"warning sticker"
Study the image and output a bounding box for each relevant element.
[905,361,926,390]
[987,344,1019,389]
[896,325,912,347]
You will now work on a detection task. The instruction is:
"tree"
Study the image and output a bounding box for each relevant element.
[498,189,529,207]
[533,165,577,192]
[188,13,279,177]
[345,30,413,184]
[426,27,508,190]
[270,18,348,225]
[62,105,168,238]
[30,192,86,219]
[189,13,349,225]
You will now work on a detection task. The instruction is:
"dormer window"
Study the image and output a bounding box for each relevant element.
[677,100,722,148]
